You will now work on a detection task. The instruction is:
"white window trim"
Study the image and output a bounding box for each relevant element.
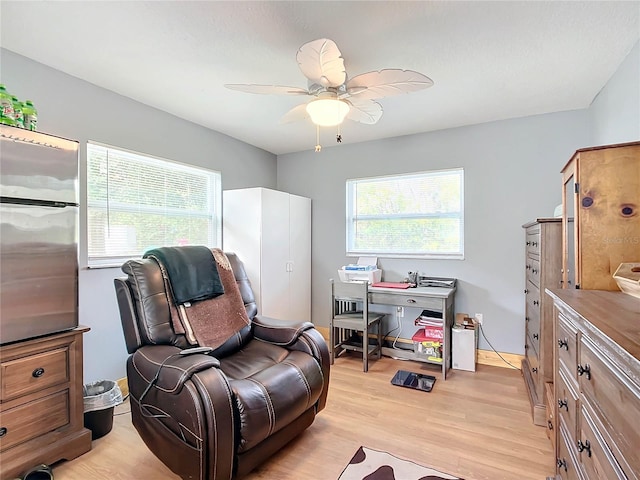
[85,141,222,268]
[346,168,464,259]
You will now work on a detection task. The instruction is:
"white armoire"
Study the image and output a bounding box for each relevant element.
[223,187,311,322]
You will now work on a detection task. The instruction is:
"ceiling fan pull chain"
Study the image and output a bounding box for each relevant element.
[336,123,342,143]
[315,124,321,152]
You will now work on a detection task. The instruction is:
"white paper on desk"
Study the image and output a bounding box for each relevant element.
[357,256,378,267]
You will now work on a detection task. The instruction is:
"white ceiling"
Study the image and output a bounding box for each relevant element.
[1,1,639,155]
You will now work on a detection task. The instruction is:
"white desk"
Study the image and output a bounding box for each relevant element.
[368,285,456,379]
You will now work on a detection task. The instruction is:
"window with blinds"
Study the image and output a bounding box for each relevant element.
[86,143,221,267]
[346,168,464,258]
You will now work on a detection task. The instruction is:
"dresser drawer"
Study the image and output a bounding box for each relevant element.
[556,367,579,440]
[545,382,556,447]
[527,257,541,287]
[525,339,540,394]
[579,337,640,476]
[579,405,626,480]
[557,313,578,380]
[1,347,69,401]
[0,389,70,451]
[557,421,582,480]
[526,231,541,257]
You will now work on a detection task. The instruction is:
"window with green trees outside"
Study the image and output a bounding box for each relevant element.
[86,143,221,267]
[346,168,464,259]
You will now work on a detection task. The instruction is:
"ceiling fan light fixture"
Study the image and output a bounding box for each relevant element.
[306,98,350,127]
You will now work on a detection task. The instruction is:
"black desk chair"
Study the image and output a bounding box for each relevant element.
[330,279,384,372]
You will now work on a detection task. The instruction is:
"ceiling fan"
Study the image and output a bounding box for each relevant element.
[225,38,433,151]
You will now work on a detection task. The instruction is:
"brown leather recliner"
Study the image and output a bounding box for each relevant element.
[114,252,330,480]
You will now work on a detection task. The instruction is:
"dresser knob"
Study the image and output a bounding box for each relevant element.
[533,333,539,340]
[577,364,591,380]
[532,268,538,274]
[532,367,538,373]
[533,300,539,306]
[32,367,45,378]
[532,241,538,247]
[0,427,7,437]
[558,338,568,350]
[557,458,567,472]
[406,298,416,304]
[558,399,568,411]
[547,420,553,430]
[525,316,530,322]
[577,440,592,457]
[526,241,531,246]
[524,289,529,294]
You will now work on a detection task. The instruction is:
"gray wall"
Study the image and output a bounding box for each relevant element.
[589,41,640,145]
[277,112,591,353]
[1,37,637,380]
[277,40,639,355]
[1,49,277,383]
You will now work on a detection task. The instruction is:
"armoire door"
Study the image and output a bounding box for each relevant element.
[260,189,291,321]
[288,194,311,322]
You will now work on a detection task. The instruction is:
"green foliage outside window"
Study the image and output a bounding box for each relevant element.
[347,169,464,258]
[86,143,221,266]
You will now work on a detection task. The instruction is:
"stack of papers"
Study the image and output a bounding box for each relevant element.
[415,315,444,340]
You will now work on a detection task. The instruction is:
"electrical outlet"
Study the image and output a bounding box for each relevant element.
[475,313,484,325]
[397,306,404,317]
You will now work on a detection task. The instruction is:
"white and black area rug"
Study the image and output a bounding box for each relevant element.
[338,446,462,480]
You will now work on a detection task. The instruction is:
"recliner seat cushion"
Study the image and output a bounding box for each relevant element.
[219,340,324,452]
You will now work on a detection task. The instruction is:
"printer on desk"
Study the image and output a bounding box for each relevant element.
[338,256,382,284]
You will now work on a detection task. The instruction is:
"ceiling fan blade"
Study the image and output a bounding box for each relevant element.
[225,84,310,95]
[345,98,383,125]
[280,103,310,124]
[296,38,346,88]
[346,69,433,100]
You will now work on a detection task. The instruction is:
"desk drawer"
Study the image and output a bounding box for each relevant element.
[369,292,441,311]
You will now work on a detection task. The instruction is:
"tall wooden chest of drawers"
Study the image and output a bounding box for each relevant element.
[547,289,640,480]
[522,218,562,426]
[0,328,92,479]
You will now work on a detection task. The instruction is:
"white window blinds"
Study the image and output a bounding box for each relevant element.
[86,143,221,267]
[346,168,464,258]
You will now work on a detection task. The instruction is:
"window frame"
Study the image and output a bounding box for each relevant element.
[345,168,464,259]
[85,141,222,268]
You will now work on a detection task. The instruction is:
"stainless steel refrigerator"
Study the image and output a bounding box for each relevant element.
[0,125,80,344]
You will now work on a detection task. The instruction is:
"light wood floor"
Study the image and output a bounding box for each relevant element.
[51,355,554,480]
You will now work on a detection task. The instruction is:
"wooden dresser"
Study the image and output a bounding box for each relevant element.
[522,218,562,427]
[0,328,92,479]
[547,289,640,480]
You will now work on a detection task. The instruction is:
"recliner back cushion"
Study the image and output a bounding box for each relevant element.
[121,258,177,346]
[121,252,257,350]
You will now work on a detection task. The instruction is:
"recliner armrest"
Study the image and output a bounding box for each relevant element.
[252,315,314,346]
[131,345,220,395]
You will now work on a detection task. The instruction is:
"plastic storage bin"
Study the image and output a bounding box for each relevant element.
[412,329,443,363]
